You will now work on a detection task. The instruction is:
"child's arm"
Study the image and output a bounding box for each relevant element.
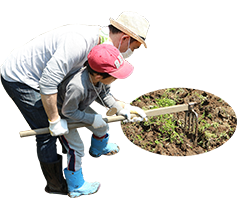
[61,84,95,125]
[96,85,124,113]
[97,85,147,121]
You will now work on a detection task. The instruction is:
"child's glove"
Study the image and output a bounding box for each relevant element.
[118,104,148,123]
[117,107,131,121]
[92,114,107,129]
[49,116,69,136]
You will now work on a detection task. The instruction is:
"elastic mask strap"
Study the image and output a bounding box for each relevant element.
[118,36,130,51]
[118,39,122,51]
[127,37,131,49]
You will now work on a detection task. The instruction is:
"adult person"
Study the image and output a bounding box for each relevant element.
[0,11,150,195]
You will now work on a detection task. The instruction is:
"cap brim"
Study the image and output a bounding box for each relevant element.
[110,18,147,48]
[109,60,134,79]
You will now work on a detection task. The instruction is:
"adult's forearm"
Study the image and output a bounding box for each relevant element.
[41,93,59,122]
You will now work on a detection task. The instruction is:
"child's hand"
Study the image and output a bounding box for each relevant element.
[117,108,131,121]
[118,104,148,122]
[92,114,107,129]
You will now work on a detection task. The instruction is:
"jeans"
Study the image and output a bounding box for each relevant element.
[1,76,58,163]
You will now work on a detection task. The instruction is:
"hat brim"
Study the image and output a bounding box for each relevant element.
[110,18,147,48]
[109,60,134,79]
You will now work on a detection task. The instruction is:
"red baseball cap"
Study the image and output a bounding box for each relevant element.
[87,44,134,79]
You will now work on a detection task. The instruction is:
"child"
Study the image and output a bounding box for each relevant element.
[57,44,146,198]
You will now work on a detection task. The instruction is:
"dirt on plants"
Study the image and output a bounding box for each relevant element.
[121,88,237,156]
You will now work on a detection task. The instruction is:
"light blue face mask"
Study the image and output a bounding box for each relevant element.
[118,36,133,59]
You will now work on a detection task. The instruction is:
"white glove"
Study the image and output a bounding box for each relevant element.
[92,114,107,129]
[117,108,131,121]
[130,116,148,123]
[49,116,69,136]
[118,104,148,122]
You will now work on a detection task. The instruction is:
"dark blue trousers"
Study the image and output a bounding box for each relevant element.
[1,76,58,163]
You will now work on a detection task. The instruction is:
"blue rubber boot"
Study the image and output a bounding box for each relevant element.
[64,168,100,198]
[89,133,120,157]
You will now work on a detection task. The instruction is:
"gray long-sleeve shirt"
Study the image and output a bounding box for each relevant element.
[57,67,123,125]
[1,24,100,95]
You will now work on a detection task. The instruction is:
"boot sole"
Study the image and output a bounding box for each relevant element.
[45,186,68,195]
[89,151,118,157]
[69,191,96,198]
[48,191,69,196]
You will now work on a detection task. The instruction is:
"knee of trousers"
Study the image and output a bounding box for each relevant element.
[92,124,109,138]
[60,129,85,156]
[61,130,84,172]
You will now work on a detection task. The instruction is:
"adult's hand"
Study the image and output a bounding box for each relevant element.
[49,116,69,136]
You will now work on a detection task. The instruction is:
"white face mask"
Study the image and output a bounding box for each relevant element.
[121,48,133,59]
[118,36,133,59]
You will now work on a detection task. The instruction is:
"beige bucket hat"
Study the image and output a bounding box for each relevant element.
[110,11,150,48]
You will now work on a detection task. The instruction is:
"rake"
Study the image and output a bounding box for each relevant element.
[141,102,199,144]
[19,102,199,144]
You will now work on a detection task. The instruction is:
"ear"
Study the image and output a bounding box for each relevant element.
[122,34,130,41]
[94,74,103,81]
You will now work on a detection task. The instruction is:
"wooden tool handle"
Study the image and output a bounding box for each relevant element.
[19,104,191,138]
[125,104,189,117]
[145,104,189,116]
[19,114,128,138]
[19,123,87,138]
